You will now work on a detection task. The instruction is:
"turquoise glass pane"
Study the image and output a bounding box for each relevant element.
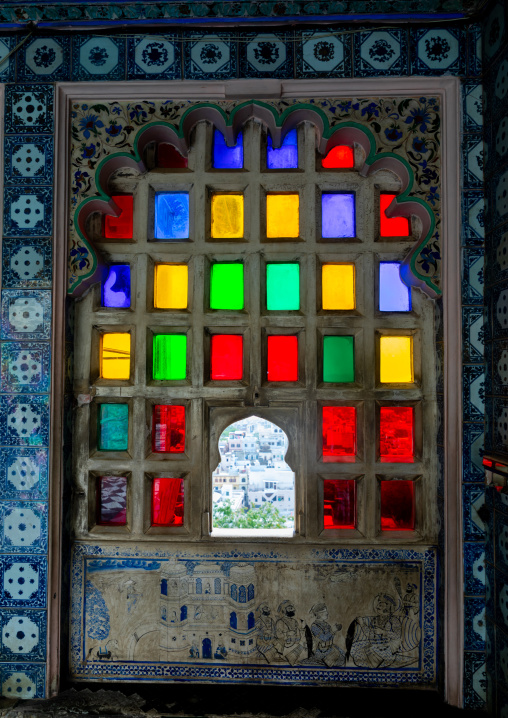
[155,192,189,239]
[98,404,128,451]
[213,130,243,169]
[267,129,298,169]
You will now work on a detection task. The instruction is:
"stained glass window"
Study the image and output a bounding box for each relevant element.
[213,130,243,169]
[154,192,190,240]
[105,196,133,240]
[153,334,187,380]
[100,333,130,380]
[321,193,355,238]
[102,265,131,308]
[266,194,299,238]
[267,129,298,169]
[154,264,188,309]
[98,404,128,451]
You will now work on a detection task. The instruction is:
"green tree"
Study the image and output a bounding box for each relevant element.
[213,500,289,529]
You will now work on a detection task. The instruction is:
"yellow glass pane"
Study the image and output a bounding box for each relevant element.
[101,333,131,380]
[322,264,355,310]
[154,264,188,309]
[211,194,244,238]
[266,194,299,238]
[380,336,413,383]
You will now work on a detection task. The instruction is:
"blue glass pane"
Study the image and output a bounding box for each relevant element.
[322,193,355,238]
[267,129,298,169]
[379,262,411,312]
[102,265,131,308]
[155,192,190,239]
[213,130,243,169]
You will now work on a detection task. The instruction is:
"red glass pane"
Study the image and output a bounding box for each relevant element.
[324,479,356,529]
[104,195,133,239]
[380,194,410,237]
[267,336,298,381]
[211,335,243,380]
[380,480,414,530]
[322,406,356,462]
[379,407,414,463]
[158,144,188,168]
[322,145,354,168]
[97,476,127,526]
[152,478,184,527]
[152,405,185,453]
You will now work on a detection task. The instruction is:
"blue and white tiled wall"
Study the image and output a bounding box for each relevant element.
[0,20,488,708]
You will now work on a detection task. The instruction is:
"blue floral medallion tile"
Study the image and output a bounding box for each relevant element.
[462,248,484,304]
[492,397,508,453]
[0,662,45,699]
[296,30,351,77]
[467,24,482,78]
[353,29,408,76]
[3,187,52,237]
[464,597,486,650]
[464,542,486,595]
[18,36,71,82]
[463,134,484,189]
[4,84,54,135]
[0,555,47,608]
[72,36,126,81]
[462,423,485,483]
[127,36,181,80]
[462,365,485,421]
[463,483,487,541]
[484,2,506,63]
[0,501,48,554]
[0,342,51,394]
[4,135,54,187]
[184,34,237,80]
[463,651,487,709]
[0,37,16,82]
[1,290,51,340]
[462,191,485,244]
[492,340,508,396]
[2,237,52,289]
[410,28,465,76]
[240,33,292,79]
[0,395,49,448]
[0,609,46,662]
[462,307,485,363]
[463,82,483,131]
[0,448,48,500]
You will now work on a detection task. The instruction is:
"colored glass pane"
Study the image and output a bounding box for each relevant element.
[321,193,355,238]
[380,336,413,383]
[154,264,188,309]
[97,476,127,526]
[158,144,187,168]
[323,479,356,529]
[101,333,130,380]
[153,334,187,380]
[152,405,185,453]
[322,145,354,169]
[213,130,243,169]
[98,404,128,452]
[104,195,133,239]
[154,192,189,240]
[266,264,300,310]
[380,194,410,237]
[379,262,411,312]
[322,406,356,462]
[323,336,354,383]
[210,264,244,310]
[152,478,184,527]
[322,264,355,310]
[267,129,298,169]
[380,407,414,463]
[102,265,131,308]
[380,480,415,530]
[266,194,299,238]
[211,194,244,238]
[211,335,243,380]
[267,336,298,381]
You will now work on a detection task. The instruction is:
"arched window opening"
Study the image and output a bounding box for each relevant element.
[196,578,202,594]
[248,584,254,601]
[161,579,167,596]
[180,605,187,621]
[230,611,237,629]
[231,584,237,601]
[248,612,255,629]
[239,585,246,603]
[214,578,221,594]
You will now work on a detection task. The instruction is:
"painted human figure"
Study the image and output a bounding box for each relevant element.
[189,643,199,658]
[306,603,345,667]
[214,642,227,659]
[256,603,276,663]
[274,600,305,665]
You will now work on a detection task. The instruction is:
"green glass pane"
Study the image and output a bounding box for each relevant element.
[98,404,129,451]
[210,264,244,310]
[323,336,355,383]
[267,264,300,310]
[153,335,187,380]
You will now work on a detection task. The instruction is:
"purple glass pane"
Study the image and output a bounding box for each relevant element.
[379,262,411,312]
[213,130,243,169]
[267,129,298,169]
[321,193,355,238]
[102,265,131,308]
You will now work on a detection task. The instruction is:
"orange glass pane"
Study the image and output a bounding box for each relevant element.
[322,145,354,168]
[380,194,410,237]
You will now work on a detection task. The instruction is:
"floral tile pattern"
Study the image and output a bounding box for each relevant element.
[462,424,485,483]
[462,191,485,244]
[296,30,351,77]
[462,248,484,304]
[3,135,54,186]
[3,187,53,237]
[127,37,181,80]
[0,448,49,500]
[0,609,46,661]
[4,85,54,135]
[463,651,487,709]
[353,29,408,76]
[462,484,487,541]
[0,342,51,394]
[464,597,487,650]
[0,555,47,608]
[1,290,51,340]
[0,502,48,554]
[410,28,465,75]
[0,663,45,699]
[462,307,485,363]
[71,36,126,81]
[464,542,486,595]
[18,37,71,82]
[240,33,293,79]
[183,34,237,80]
[1,237,52,289]
[463,82,483,132]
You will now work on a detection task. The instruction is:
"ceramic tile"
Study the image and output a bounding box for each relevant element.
[492,340,508,395]
[18,36,71,81]
[0,395,49,448]
[0,448,48,500]
[462,82,483,131]
[467,24,482,78]
[463,651,487,709]
[462,307,485,364]
[462,365,485,421]
[493,484,508,516]
[465,597,487,650]
[3,187,52,237]
[463,483,487,541]
[410,27,465,76]
[495,622,508,697]
[462,247,484,304]
[462,191,485,245]
[463,133,484,189]
[0,663,45,698]
[353,29,408,76]
[1,237,52,289]
[72,36,126,81]
[0,556,47,608]
[493,111,508,172]
[0,38,16,82]
[464,542,486,596]
[0,342,51,394]
[484,2,506,64]
[127,37,181,80]
[0,609,46,662]
[462,423,485,483]
[239,32,293,79]
[296,30,351,77]
[492,280,508,338]
[3,135,53,187]
[495,565,508,632]
[492,398,508,454]
[485,225,508,287]
[486,51,508,118]
[0,502,48,554]
[489,165,508,233]
[4,84,54,135]
[496,509,508,577]
[183,34,236,80]
[1,290,51,340]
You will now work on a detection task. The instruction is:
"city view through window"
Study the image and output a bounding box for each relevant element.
[212,417,295,531]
